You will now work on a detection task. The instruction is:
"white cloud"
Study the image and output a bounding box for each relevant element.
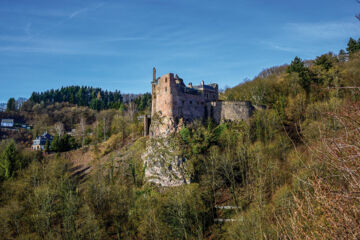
[259,40,302,53]
[0,33,149,56]
[0,45,118,56]
[69,2,105,19]
[0,8,69,18]
[69,8,89,19]
[284,20,360,40]
[99,37,147,42]
[6,2,108,42]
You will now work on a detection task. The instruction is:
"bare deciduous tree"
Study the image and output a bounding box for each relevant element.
[97,110,116,142]
[128,101,137,121]
[54,122,64,137]
[80,117,86,146]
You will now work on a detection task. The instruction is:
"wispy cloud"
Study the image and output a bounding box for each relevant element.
[0,45,119,56]
[260,20,360,55]
[68,2,105,19]
[0,34,146,56]
[0,8,69,18]
[260,41,300,53]
[69,8,89,19]
[19,2,107,41]
[284,20,360,40]
[99,36,147,42]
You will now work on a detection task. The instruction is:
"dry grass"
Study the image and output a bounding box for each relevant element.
[280,102,360,239]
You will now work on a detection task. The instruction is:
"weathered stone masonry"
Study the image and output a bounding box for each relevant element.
[207,101,254,124]
[148,68,256,137]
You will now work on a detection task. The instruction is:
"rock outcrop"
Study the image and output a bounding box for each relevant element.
[142,136,189,187]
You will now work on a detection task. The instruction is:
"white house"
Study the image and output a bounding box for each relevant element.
[1,119,14,128]
[32,132,53,151]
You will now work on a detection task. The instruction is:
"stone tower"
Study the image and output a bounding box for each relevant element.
[151,67,157,117]
[153,67,156,82]
[152,73,174,117]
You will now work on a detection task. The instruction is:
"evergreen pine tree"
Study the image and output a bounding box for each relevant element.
[346,37,360,54]
[44,139,50,153]
[6,98,16,111]
[0,141,18,179]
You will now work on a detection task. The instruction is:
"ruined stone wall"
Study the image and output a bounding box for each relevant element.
[151,73,217,136]
[150,73,175,136]
[152,73,173,118]
[152,73,219,121]
[207,101,254,124]
[152,72,250,136]
[151,82,157,116]
[171,86,206,123]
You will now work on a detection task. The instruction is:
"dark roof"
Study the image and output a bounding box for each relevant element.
[42,132,52,137]
[35,132,53,140]
[33,132,53,146]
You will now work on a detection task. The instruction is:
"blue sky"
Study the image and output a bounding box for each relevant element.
[0,0,359,102]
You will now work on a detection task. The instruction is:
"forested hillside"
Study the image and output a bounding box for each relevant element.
[29,86,151,111]
[0,39,359,239]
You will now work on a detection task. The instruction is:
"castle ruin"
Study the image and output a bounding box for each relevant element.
[147,68,255,137]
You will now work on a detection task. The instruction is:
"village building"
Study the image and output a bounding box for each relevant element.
[32,132,53,151]
[1,119,14,128]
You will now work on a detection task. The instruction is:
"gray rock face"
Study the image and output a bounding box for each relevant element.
[142,137,189,187]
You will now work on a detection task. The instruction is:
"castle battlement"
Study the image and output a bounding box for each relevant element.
[148,68,255,137]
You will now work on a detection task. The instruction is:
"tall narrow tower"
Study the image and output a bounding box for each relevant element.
[151,67,157,117]
[153,67,156,83]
